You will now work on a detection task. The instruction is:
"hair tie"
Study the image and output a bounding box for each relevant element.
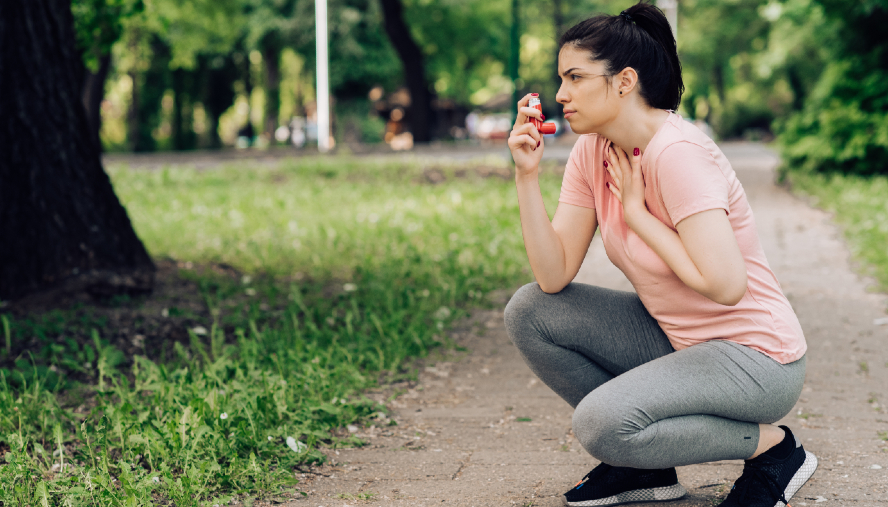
[620,10,633,22]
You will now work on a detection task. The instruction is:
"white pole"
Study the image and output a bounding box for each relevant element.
[315,0,331,152]
[657,0,678,41]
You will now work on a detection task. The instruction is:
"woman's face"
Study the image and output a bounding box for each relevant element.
[556,45,618,135]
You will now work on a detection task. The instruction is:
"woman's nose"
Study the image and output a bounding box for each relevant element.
[556,85,569,104]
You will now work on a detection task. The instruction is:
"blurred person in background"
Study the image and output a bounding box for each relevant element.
[504,2,815,506]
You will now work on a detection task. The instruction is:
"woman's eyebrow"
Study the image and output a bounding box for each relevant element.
[560,67,582,77]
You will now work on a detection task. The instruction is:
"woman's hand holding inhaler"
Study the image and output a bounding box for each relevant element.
[508,93,556,178]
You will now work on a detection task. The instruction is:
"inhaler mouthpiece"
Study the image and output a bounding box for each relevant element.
[527,96,556,135]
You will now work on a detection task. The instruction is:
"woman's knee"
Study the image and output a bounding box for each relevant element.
[503,282,548,346]
[572,391,652,467]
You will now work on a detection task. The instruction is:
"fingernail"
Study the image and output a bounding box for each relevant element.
[537,141,541,148]
[606,182,610,189]
[634,147,640,156]
[541,114,546,120]
[603,160,608,168]
[531,93,539,96]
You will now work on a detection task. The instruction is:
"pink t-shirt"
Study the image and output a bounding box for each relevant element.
[559,113,806,364]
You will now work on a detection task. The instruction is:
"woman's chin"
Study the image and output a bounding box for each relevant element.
[569,122,596,135]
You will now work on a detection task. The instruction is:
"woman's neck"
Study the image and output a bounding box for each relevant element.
[597,107,671,157]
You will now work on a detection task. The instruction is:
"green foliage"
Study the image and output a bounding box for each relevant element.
[335,99,388,144]
[776,0,888,175]
[71,0,144,71]
[777,62,888,175]
[0,156,561,502]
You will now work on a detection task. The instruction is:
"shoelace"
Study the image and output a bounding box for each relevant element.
[729,465,791,507]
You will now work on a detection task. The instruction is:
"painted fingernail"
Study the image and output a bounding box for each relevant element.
[606,182,610,189]
[603,160,608,168]
[537,141,541,148]
[634,147,640,156]
[541,114,546,120]
[531,93,539,96]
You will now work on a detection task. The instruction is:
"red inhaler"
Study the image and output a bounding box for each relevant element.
[528,96,556,135]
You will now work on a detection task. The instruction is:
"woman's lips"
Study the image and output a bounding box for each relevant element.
[564,111,576,119]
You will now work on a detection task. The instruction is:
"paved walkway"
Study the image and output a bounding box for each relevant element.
[290,143,888,507]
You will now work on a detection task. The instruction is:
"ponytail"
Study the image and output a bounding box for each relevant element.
[559,1,684,111]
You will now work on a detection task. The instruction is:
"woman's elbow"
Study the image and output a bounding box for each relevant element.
[711,273,748,306]
[538,281,567,294]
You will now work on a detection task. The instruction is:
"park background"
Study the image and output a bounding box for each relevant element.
[1,0,887,505]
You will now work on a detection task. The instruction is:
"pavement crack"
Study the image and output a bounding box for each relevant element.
[452,451,473,480]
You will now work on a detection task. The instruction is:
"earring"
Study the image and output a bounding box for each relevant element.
[619,91,623,95]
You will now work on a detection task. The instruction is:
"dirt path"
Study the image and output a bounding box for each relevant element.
[289,143,888,507]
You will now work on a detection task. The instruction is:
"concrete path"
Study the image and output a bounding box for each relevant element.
[289,143,888,507]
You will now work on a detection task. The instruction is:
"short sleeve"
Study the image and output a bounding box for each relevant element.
[655,142,730,226]
[558,138,596,209]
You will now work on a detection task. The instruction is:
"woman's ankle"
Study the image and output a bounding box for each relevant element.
[749,424,787,459]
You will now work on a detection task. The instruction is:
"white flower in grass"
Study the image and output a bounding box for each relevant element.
[268,436,273,441]
[434,306,451,320]
[343,283,358,292]
[152,476,160,483]
[191,326,208,336]
[286,436,307,453]
[220,412,228,420]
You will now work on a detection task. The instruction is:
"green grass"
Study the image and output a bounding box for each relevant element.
[784,169,888,291]
[0,155,562,505]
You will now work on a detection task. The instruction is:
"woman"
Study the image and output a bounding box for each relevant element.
[503,3,817,507]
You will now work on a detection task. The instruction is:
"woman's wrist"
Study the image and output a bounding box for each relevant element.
[515,168,540,183]
[622,202,650,230]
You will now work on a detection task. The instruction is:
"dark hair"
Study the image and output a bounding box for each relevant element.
[558,1,683,111]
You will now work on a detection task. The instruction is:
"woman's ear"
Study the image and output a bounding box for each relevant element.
[615,67,639,96]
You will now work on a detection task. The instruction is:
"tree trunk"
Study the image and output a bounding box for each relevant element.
[379,0,433,143]
[263,44,281,138]
[0,0,155,302]
[81,52,112,151]
[553,0,564,89]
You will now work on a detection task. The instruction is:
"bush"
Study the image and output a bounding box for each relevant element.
[777,60,888,175]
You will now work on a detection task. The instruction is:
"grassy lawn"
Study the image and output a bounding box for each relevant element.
[783,169,888,293]
[0,155,562,506]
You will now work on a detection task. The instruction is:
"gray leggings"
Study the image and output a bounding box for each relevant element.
[503,282,806,469]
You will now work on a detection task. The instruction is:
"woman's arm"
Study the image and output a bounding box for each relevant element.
[606,146,747,306]
[515,174,598,293]
[508,93,598,293]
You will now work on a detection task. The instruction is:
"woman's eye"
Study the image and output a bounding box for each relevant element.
[571,74,580,81]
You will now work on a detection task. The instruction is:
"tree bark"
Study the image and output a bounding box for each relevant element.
[379,0,433,143]
[0,0,155,302]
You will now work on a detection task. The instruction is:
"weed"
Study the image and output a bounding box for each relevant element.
[336,491,376,500]
[878,431,888,441]
[516,417,532,422]
[860,361,870,374]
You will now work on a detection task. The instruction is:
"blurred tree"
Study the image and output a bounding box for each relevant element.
[0,0,155,301]
[241,0,298,137]
[679,0,772,136]
[777,0,888,175]
[71,0,144,149]
[379,0,433,143]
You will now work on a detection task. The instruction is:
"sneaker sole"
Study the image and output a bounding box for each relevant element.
[562,483,688,507]
[779,450,818,507]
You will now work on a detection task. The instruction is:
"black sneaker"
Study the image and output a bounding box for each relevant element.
[563,463,687,506]
[720,426,818,507]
